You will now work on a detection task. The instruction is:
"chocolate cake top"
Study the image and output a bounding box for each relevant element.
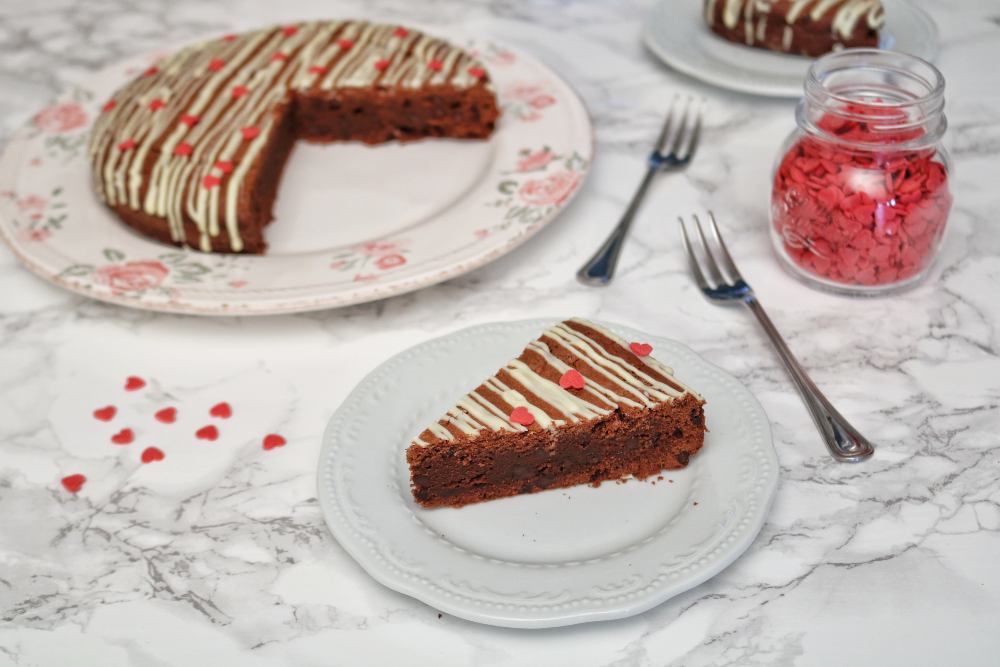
[88,20,491,252]
[412,319,700,447]
[705,0,885,51]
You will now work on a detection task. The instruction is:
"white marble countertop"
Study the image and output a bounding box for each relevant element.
[2,1,999,665]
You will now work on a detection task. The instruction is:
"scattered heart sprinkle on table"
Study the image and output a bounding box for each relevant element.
[154,407,177,423]
[262,434,286,450]
[141,446,165,464]
[210,402,232,419]
[124,376,146,391]
[196,425,219,441]
[93,405,116,421]
[61,474,86,493]
[111,428,134,445]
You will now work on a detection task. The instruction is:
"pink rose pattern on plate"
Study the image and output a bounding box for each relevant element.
[33,102,88,133]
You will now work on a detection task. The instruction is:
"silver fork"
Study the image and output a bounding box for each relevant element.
[679,212,875,463]
[577,96,703,286]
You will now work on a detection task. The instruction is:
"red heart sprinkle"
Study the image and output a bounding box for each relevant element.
[210,402,232,419]
[374,59,390,71]
[141,446,165,464]
[262,434,286,450]
[180,114,200,127]
[468,66,485,78]
[308,65,328,75]
[118,139,137,152]
[281,25,298,36]
[214,160,234,174]
[428,59,443,71]
[222,34,238,42]
[337,39,354,50]
[271,52,289,62]
[125,376,146,391]
[509,406,535,426]
[559,369,585,390]
[111,428,134,445]
[102,100,117,112]
[208,58,225,72]
[173,143,193,157]
[148,98,165,111]
[155,407,177,423]
[231,85,249,99]
[241,126,260,140]
[196,425,219,441]
[93,405,116,422]
[393,27,409,37]
[61,474,86,493]
[143,66,159,77]
[629,342,653,357]
[203,174,221,189]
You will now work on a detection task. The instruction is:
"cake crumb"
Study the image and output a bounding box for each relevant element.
[693,501,699,506]
[437,613,442,619]
[668,479,674,484]
[657,475,663,481]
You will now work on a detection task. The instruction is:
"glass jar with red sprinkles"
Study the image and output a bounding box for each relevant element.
[771,49,952,294]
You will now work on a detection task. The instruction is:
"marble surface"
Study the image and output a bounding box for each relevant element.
[2,0,999,664]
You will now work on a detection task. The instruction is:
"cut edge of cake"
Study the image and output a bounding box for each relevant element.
[406,318,707,508]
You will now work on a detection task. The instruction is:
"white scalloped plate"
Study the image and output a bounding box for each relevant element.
[643,0,938,97]
[0,33,591,315]
[317,319,778,628]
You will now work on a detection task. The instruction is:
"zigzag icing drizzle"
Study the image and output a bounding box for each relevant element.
[88,20,488,252]
[412,319,698,446]
[704,0,885,49]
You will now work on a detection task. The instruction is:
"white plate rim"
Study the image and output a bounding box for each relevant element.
[642,0,940,98]
[0,32,594,316]
[317,318,779,628]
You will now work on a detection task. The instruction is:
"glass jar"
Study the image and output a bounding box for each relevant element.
[770,49,952,295]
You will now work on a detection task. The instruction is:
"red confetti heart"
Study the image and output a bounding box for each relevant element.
[509,406,535,426]
[262,434,286,450]
[214,160,234,174]
[281,25,298,36]
[173,143,193,157]
[118,139,137,152]
[102,100,117,112]
[629,342,653,357]
[93,405,116,422]
[141,446,165,464]
[393,27,409,37]
[203,174,221,189]
[125,376,146,391]
[180,114,200,127]
[196,425,219,441]
[148,98,165,111]
[308,65,328,75]
[111,428,134,445]
[468,66,485,78]
[374,59,390,71]
[61,474,86,493]
[222,33,238,42]
[208,58,225,72]
[143,66,159,77]
[427,59,443,72]
[241,126,260,140]
[155,407,177,423]
[337,39,354,50]
[559,369,585,390]
[210,402,232,419]
[271,52,289,62]
[231,85,249,99]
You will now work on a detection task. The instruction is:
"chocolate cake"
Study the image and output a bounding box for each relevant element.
[407,319,707,509]
[88,20,500,254]
[703,0,884,57]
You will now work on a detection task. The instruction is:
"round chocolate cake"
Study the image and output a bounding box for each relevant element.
[88,20,500,254]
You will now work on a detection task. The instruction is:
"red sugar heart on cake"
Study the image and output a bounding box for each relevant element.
[509,406,535,426]
[173,143,193,157]
[262,434,286,450]
[629,342,653,357]
[208,58,225,72]
[241,126,260,140]
[93,405,116,422]
[559,369,585,390]
[180,114,200,127]
[214,160,234,174]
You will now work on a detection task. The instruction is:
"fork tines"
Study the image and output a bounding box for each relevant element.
[678,212,748,297]
[653,96,704,166]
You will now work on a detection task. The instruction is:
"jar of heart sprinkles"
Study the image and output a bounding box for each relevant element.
[771,49,952,294]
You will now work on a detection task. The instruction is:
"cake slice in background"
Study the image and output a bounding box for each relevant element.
[406,319,707,509]
[703,0,884,57]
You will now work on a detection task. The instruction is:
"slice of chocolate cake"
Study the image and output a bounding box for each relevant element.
[704,0,884,57]
[407,319,707,508]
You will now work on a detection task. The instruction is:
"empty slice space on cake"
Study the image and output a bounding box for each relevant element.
[406,319,707,508]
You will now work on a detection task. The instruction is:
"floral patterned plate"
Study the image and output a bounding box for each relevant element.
[0,36,592,315]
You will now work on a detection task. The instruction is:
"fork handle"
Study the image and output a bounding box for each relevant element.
[744,296,875,462]
[576,167,658,286]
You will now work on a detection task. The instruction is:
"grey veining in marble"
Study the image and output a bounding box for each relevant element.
[1,0,999,665]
